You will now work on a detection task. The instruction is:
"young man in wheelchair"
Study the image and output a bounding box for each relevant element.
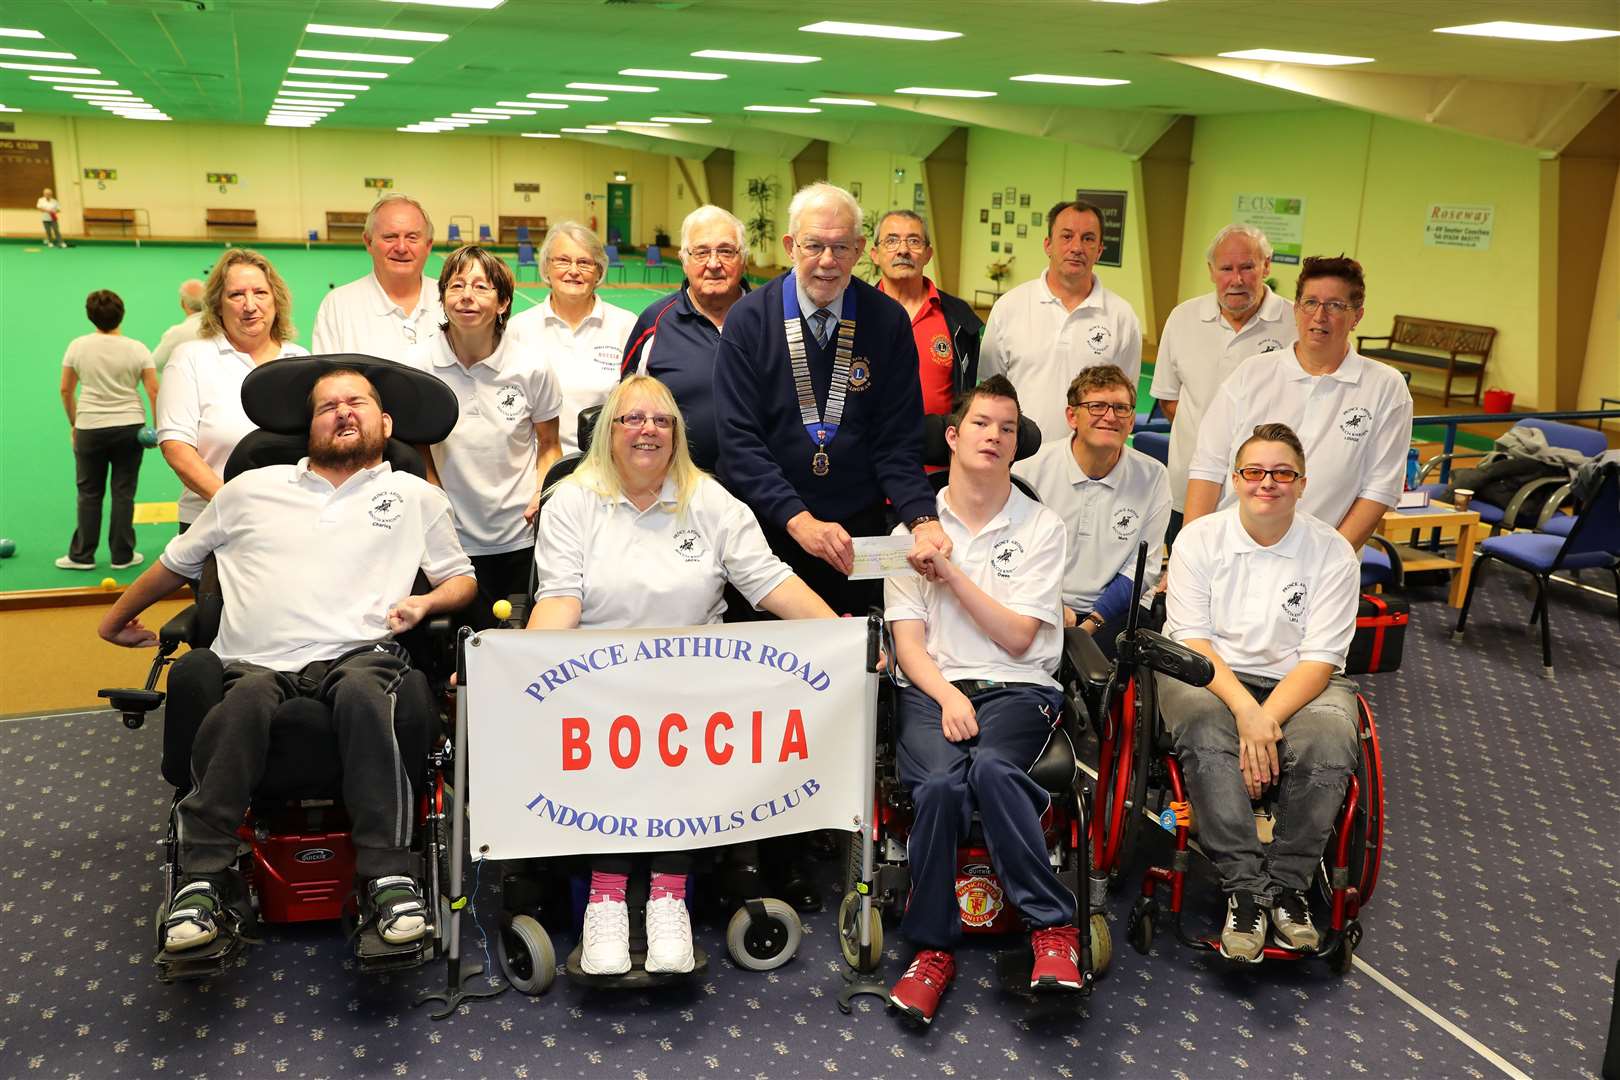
[97,367,476,962]
[885,375,1079,1024]
[1160,422,1360,963]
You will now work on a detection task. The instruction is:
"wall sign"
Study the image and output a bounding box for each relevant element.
[513,182,540,193]
[1075,188,1128,268]
[0,138,55,208]
[364,177,393,190]
[1424,204,1493,251]
[82,167,117,180]
[1233,194,1305,265]
[206,172,237,185]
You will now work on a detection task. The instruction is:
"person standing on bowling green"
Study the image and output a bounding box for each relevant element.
[57,290,158,571]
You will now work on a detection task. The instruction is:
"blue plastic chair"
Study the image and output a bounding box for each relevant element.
[1416,418,1608,535]
[447,223,462,244]
[642,245,669,283]
[607,227,623,247]
[1453,462,1620,675]
[1132,431,1168,466]
[516,242,538,282]
[605,244,625,282]
[478,224,493,243]
[1133,399,1171,435]
[517,224,531,244]
[1359,536,1406,590]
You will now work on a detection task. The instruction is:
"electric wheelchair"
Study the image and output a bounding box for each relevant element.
[99,355,468,983]
[835,413,1112,1014]
[1082,550,1391,973]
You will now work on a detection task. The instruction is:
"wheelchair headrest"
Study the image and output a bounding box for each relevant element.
[921,412,1044,469]
[224,430,429,482]
[578,404,603,455]
[240,354,459,445]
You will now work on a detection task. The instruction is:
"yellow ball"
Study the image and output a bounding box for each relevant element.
[492,599,513,621]
[101,577,118,590]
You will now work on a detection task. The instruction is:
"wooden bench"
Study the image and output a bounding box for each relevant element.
[205,208,257,237]
[1358,316,1497,406]
[325,210,368,242]
[83,207,137,236]
[498,215,548,246]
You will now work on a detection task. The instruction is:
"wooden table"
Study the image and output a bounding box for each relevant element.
[1377,501,1482,608]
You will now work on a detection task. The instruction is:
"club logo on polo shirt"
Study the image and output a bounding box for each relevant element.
[592,344,622,371]
[672,528,706,562]
[1258,338,1284,353]
[1111,508,1140,540]
[494,384,528,420]
[990,539,1025,578]
[369,490,404,529]
[928,333,953,368]
[1339,406,1373,442]
[1281,580,1308,622]
[1085,324,1113,355]
[847,356,872,392]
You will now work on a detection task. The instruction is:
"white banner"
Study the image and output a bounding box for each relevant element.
[466,619,875,860]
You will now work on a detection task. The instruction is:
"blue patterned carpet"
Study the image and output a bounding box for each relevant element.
[1,568,1615,1079]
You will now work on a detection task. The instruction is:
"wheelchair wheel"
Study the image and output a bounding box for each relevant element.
[498,913,556,995]
[837,890,883,972]
[726,899,803,972]
[1100,674,1155,889]
[1328,920,1361,976]
[1317,695,1385,913]
[1128,897,1155,955]
[1089,912,1112,977]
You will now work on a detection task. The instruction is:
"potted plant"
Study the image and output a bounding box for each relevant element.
[987,255,1015,292]
[653,225,671,248]
[745,176,778,264]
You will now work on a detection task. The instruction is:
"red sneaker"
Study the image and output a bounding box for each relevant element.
[1029,925,1083,990]
[889,949,956,1024]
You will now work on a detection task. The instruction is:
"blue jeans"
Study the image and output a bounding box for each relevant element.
[1157,672,1359,899]
[896,683,1074,949]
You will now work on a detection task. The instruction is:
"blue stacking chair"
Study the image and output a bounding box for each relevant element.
[516,224,531,244]
[447,223,462,244]
[1131,430,1168,466]
[642,245,670,283]
[1133,399,1171,435]
[1359,537,1406,590]
[605,243,625,282]
[1415,418,1608,535]
[516,242,538,282]
[478,224,493,244]
[1453,462,1620,675]
[607,227,623,247]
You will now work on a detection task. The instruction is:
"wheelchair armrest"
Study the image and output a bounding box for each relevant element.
[159,605,197,647]
[1501,475,1571,531]
[1128,628,1214,688]
[98,687,165,729]
[1062,627,1112,691]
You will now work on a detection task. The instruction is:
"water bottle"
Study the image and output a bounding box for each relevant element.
[1405,447,1419,490]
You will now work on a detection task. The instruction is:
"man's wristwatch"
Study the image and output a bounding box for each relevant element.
[906,514,939,531]
[1085,611,1106,628]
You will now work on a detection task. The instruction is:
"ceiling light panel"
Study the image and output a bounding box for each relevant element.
[279,90,355,99]
[296,49,413,65]
[1011,73,1129,86]
[650,116,712,123]
[691,49,820,64]
[283,80,371,91]
[499,100,565,109]
[798,20,960,41]
[0,28,46,39]
[744,104,821,113]
[305,23,448,43]
[0,62,100,73]
[894,86,996,97]
[1433,21,1620,42]
[567,81,659,93]
[0,46,76,59]
[528,92,607,102]
[32,75,116,84]
[810,97,876,106]
[521,132,560,138]
[1217,48,1374,65]
[382,0,507,8]
[616,120,670,127]
[472,106,535,114]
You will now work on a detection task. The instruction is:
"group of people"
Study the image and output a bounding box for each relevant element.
[92,180,1414,1026]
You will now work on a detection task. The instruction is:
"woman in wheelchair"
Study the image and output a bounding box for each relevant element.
[97,366,477,963]
[404,245,563,628]
[526,374,836,976]
[1159,422,1360,963]
[883,376,1082,1025]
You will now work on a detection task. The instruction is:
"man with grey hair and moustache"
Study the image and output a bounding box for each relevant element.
[313,193,442,360]
[1151,224,1296,540]
[871,209,983,416]
[620,204,752,471]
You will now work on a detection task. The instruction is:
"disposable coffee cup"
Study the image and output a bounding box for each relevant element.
[1453,488,1473,511]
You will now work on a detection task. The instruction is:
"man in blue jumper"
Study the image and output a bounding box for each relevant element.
[713,181,946,616]
[1014,364,1171,658]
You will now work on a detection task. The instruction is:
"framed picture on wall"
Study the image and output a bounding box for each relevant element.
[850,182,862,199]
[980,208,989,223]
[991,240,1000,252]
[1005,243,1014,254]
[991,222,1001,236]
[1031,212,1043,226]
[1003,210,1015,224]
[992,193,1002,208]
[1004,186,1016,201]
[1020,193,1031,207]
[1017,224,1028,238]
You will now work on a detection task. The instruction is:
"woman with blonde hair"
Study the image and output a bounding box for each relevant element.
[156,248,307,531]
[527,373,834,976]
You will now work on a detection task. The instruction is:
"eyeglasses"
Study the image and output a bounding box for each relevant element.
[1072,400,1134,418]
[1297,298,1355,316]
[685,245,742,264]
[548,256,599,273]
[1234,465,1303,484]
[444,281,496,297]
[879,235,928,252]
[794,238,859,260]
[613,411,675,431]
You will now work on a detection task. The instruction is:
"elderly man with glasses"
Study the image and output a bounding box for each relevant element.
[872,210,983,417]
[1182,255,1412,551]
[620,205,752,471]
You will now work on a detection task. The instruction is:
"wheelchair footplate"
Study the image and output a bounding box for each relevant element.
[563,943,709,987]
[993,944,1093,1005]
[153,887,258,983]
[348,915,433,974]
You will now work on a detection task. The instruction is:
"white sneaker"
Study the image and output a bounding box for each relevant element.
[111,552,145,569]
[580,899,631,975]
[55,556,95,570]
[644,895,695,974]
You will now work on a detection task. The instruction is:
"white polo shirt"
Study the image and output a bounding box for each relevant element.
[150,311,204,372]
[1188,346,1413,529]
[159,459,473,671]
[1165,506,1358,681]
[156,335,310,523]
[1014,440,1170,614]
[404,333,563,556]
[978,270,1144,443]
[1150,290,1297,511]
[535,473,793,628]
[311,272,441,362]
[884,485,1065,689]
[507,296,639,455]
[62,333,154,429]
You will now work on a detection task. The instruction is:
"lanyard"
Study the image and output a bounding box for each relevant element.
[782,272,856,477]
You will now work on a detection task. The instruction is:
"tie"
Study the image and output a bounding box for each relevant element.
[810,307,833,347]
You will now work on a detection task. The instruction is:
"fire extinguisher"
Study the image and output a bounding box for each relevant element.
[589,213,599,232]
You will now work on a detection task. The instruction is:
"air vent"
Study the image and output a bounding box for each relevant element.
[157,69,226,79]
